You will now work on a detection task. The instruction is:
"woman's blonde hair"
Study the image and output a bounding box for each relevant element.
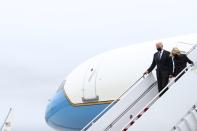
[170,47,181,57]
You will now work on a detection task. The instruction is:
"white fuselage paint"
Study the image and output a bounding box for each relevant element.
[64,34,197,104]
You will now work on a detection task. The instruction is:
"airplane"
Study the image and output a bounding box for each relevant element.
[45,34,197,131]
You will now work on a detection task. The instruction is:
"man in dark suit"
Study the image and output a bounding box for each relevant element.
[144,42,173,96]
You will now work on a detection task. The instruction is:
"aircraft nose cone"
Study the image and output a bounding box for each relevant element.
[45,89,66,123]
[45,88,110,131]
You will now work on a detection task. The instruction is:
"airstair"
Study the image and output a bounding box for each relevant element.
[81,44,197,131]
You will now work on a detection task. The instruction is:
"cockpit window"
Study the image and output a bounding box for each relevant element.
[56,80,66,93]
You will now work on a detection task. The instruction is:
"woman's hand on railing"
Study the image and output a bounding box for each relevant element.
[169,75,174,78]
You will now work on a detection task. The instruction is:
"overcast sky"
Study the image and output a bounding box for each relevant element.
[0,0,197,130]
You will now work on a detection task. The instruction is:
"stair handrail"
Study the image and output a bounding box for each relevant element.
[0,108,12,131]
[122,64,194,130]
[104,80,157,131]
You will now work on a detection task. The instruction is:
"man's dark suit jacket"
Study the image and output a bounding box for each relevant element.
[148,50,173,74]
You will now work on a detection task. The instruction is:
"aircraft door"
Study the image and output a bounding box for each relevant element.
[82,58,102,103]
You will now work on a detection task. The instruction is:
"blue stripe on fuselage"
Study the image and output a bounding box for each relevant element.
[45,89,109,131]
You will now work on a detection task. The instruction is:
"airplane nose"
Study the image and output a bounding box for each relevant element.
[45,89,66,121]
[45,88,110,131]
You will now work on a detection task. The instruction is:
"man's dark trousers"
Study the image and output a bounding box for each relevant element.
[156,69,169,96]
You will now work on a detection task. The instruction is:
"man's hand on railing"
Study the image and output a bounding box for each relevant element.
[143,70,149,76]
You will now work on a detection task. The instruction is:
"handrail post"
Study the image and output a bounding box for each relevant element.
[0,108,12,131]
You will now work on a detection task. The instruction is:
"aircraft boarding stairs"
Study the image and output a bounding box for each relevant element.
[81,44,197,131]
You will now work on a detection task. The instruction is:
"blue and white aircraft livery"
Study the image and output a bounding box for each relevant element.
[45,34,197,131]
